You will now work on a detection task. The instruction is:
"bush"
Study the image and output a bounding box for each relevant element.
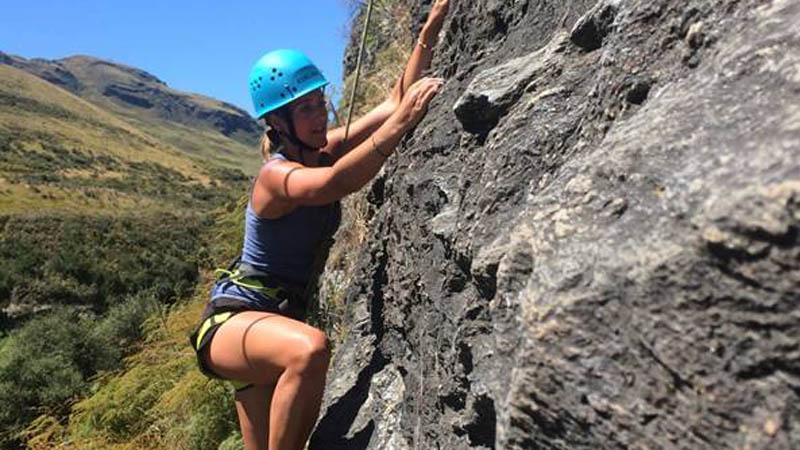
[0,210,215,448]
[0,212,208,321]
[90,290,161,361]
[3,194,248,448]
[184,382,240,450]
[66,345,226,446]
[0,308,112,446]
[217,432,245,450]
[0,291,167,448]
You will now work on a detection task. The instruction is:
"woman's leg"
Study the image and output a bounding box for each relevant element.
[235,385,273,449]
[207,311,330,450]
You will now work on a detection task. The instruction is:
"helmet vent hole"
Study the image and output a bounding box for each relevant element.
[278,72,283,77]
[271,77,275,81]
[280,93,285,98]
[272,68,277,73]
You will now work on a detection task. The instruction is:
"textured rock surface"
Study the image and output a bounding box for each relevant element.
[312,0,800,449]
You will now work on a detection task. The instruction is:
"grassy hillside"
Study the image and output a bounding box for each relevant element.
[0,64,250,215]
[0,62,254,449]
[2,52,262,176]
[1,2,412,447]
[57,56,262,175]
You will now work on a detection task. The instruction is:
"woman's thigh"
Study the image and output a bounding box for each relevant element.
[206,311,327,386]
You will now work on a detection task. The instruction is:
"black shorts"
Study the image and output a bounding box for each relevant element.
[189,293,305,390]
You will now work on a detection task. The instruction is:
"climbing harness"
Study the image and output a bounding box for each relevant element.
[189,295,275,392]
[190,258,309,391]
[213,257,305,313]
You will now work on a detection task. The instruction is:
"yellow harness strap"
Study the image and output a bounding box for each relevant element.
[214,268,283,297]
[195,312,233,349]
[195,311,255,391]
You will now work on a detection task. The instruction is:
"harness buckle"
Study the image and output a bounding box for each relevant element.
[215,261,294,300]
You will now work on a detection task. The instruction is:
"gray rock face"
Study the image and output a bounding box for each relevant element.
[312,0,800,449]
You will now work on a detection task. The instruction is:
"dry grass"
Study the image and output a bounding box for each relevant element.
[0,65,253,217]
[0,66,202,178]
[338,0,412,119]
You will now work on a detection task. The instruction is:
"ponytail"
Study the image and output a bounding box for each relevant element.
[259,108,295,162]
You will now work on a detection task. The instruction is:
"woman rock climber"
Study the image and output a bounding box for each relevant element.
[190,1,450,449]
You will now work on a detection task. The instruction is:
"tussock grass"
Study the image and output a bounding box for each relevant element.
[0,66,199,177]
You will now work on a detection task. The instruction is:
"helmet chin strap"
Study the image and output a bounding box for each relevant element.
[276,108,317,165]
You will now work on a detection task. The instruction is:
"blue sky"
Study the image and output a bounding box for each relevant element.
[0,0,354,116]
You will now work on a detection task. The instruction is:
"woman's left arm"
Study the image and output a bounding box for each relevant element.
[324,0,451,160]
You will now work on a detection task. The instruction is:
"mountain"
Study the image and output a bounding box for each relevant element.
[1,51,262,175]
[0,63,248,214]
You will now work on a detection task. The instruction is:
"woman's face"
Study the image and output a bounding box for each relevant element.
[287,89,328,149]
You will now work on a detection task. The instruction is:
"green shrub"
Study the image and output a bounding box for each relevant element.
[0,308,114,446]
[0,212,208,319]
[0,268,12,304]
[0,211,217,447]
[90,290,161,360]
[217,432,245,450]
[0,291,168,448]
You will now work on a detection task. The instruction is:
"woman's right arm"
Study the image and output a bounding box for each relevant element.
[261,77,443,206]
[322,0,451,161]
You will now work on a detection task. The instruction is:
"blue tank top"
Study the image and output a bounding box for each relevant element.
[240,153,341,284]
[211,153,341,309]
[240,199,341,284]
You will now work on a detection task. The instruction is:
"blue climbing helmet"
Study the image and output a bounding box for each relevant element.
[249,49,329,119]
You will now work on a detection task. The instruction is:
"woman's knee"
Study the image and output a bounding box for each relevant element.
[289,328,330,376]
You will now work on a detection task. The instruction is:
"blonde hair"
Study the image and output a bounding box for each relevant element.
[259,129,273,162]
[259,116,282,162]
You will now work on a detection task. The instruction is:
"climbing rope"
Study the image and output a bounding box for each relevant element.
[343,0,375,143]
